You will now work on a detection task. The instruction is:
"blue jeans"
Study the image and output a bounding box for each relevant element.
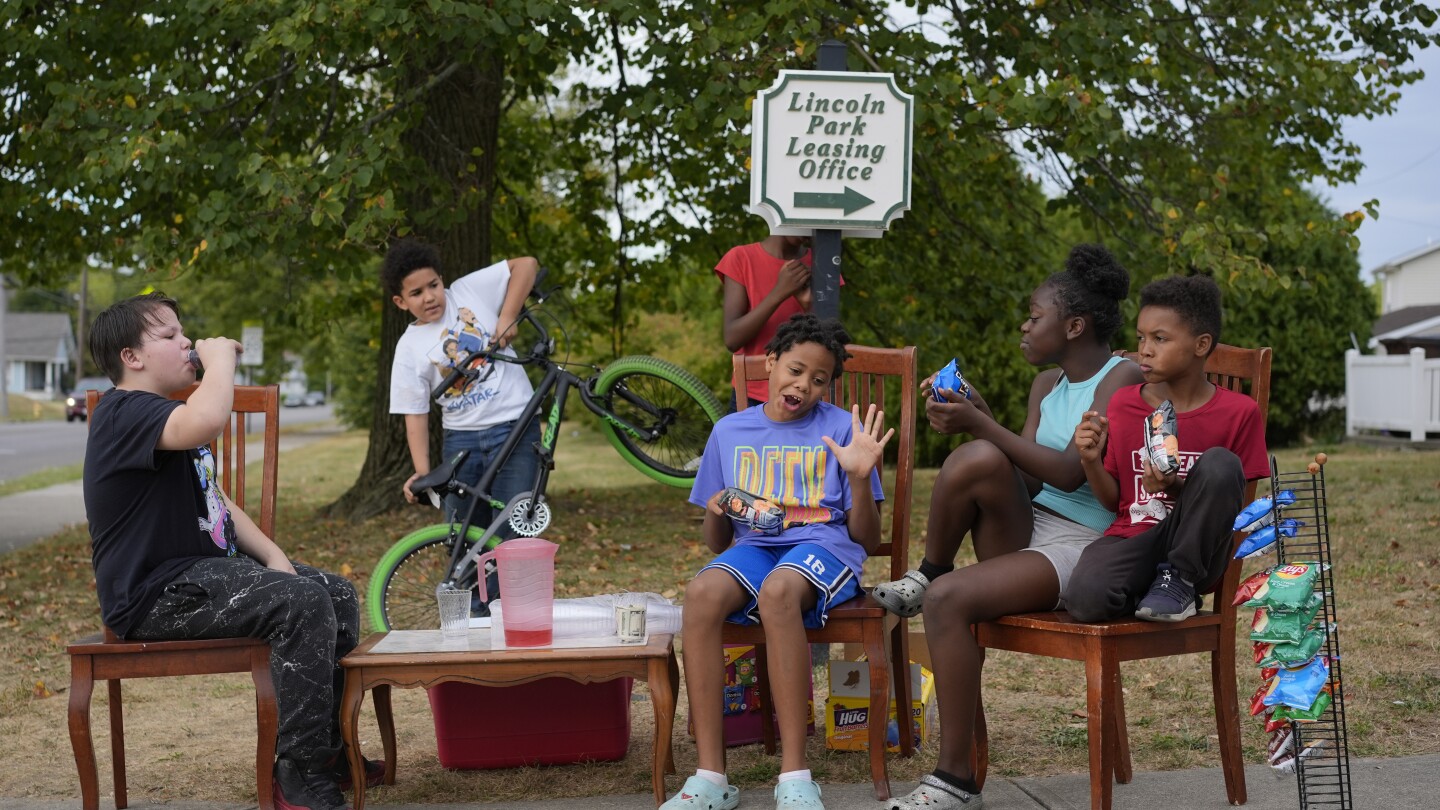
[442,417,543,612]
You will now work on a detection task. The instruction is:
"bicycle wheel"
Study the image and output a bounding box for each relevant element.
[367,523,488,632]
[593,355,725,487]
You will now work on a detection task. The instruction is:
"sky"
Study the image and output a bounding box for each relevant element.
[1318,44,1440,277]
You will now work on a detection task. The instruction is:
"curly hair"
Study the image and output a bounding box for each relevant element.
[1140,274,1223,352]
[1044,243,1131,343]
[381,238,442,298]
[764,313,851,377]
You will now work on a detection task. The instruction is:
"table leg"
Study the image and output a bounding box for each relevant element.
[374,684,396,784]
[340,670,367,810]
[665,649,679,776]
[649,653,678,806]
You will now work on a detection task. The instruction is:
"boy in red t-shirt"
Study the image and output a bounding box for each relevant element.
[1064,275,1269,622]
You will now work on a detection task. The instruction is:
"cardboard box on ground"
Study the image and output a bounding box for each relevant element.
[689,645,817,746]
[824,659,936,753]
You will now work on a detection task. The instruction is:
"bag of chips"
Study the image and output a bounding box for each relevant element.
[1243,562,1325,612]
[1235,519,1305,560]
[1233,489,1297,532]
[1233,567,1276,606]
[931,358,972,402]
[1250,593,1324,643]
[718,487,785,535]
[1272,690,1333,723]
[1145,399,1179,474]
[1257,626,1330,668]
[1262,656,1330,710]
[1272,738,1327,774]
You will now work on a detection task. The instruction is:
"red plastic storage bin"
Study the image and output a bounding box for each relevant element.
[427,677,632,769]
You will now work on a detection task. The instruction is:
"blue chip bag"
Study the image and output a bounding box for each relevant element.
[1233,490,1298,532]
[1262,656,1330,711]
[932,358,971,402]
[1235,518,1305,560]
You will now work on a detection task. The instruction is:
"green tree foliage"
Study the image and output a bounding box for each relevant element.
[2,1,1434,494]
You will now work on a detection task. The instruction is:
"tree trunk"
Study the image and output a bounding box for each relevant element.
[324,51,505,521]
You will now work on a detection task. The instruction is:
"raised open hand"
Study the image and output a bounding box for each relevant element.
[821,403,895,479]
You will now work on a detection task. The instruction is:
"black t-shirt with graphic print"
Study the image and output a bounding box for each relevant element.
[83,389,237,637]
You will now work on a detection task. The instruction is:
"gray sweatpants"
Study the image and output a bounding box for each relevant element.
[129,556,361,768]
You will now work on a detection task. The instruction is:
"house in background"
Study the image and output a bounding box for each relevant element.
[1347,241,1440,443]
[4,312,77,400]
[1370,242,1440,357]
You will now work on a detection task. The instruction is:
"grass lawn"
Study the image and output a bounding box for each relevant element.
[0,426,1436,804]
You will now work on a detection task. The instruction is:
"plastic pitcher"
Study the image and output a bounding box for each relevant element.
[476,538,558,647]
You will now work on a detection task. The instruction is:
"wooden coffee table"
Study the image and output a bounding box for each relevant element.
[339,629,679,809]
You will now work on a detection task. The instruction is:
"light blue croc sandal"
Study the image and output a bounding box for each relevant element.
[774,779,824,809]
[660,774,740,810]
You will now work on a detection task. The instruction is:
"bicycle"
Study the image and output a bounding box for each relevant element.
[366,275,725,631]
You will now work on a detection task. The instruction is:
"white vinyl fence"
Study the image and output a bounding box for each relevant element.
[1346,347,1440,441]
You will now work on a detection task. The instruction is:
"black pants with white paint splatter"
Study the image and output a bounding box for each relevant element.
[129,556,360,769]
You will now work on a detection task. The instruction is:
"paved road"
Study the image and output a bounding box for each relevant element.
[0,421,343,554]
[0,403,335,483]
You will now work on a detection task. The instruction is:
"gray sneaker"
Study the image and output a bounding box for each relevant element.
[871,570,931,617]
[884,774,982,809]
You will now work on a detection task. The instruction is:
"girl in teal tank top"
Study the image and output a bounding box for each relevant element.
[879,245,1145,810]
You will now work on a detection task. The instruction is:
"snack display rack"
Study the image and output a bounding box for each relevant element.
[1269,454,1352,810]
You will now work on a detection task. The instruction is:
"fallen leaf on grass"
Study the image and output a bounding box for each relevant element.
[33,680,53,699]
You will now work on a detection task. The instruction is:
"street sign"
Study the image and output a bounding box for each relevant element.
[750,70,913,236]
[240,322,263,366]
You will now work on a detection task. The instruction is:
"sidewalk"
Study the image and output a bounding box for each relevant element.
[3,753,1433,809]
[0,423,344,554]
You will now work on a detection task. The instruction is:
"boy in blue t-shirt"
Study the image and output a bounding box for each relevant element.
[666,314,894,810]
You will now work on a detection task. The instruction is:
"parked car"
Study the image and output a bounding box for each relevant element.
[283,391,326,407]
[66,377,113,422]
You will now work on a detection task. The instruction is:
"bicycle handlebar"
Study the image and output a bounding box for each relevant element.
[429,267,553,402]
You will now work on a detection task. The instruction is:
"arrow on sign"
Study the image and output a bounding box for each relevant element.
[793,187,874,215]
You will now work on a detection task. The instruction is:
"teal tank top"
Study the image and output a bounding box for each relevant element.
[1031,355,1126,532]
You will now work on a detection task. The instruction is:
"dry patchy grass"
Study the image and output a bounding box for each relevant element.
[1,433,1437,803]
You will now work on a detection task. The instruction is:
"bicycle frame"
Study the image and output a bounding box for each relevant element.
[427,307,684,591]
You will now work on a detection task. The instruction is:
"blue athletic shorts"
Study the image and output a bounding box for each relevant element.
[700,543,862,629]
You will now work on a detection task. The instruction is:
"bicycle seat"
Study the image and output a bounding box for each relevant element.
[412,449,470,494]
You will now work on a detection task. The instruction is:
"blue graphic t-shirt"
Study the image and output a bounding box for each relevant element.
[688,400,884,578]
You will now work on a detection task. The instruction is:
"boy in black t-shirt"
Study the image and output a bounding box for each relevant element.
[83,293,370,810]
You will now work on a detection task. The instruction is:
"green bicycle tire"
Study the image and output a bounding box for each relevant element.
[367,523,489,632]
[593,355,725,488]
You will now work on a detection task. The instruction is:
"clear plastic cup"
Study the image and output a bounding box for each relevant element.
[437,588,471,638]
[614,593,648,644]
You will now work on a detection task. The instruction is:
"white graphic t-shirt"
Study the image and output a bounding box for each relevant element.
[389,260,534,430]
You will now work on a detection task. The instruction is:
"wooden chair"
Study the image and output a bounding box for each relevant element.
[973,344,1272,810]
[729,345,919,801]
[69,384,283,810]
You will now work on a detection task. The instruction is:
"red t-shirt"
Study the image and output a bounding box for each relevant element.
[715,243,817,403]
[1101,383,1269,538]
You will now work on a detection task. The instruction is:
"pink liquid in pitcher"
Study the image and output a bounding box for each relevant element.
[476,537,558,648]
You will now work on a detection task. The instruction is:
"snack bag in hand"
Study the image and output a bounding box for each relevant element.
[1145,400,1179,474]
[932,358,972,402]
[719,487,785,535]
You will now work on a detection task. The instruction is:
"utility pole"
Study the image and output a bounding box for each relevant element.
[0,273,9,419]
[809,39,848,321]
[76,265,89,379]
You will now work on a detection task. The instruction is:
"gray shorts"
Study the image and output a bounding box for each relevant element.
[1019,507,1102,609]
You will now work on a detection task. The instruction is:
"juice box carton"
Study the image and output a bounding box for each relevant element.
[689,644,815,746]
[823,659,935,752]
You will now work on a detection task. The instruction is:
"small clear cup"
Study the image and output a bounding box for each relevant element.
[437,587,471,638]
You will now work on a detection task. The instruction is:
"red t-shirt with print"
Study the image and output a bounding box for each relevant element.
[1101,383,1269,538]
